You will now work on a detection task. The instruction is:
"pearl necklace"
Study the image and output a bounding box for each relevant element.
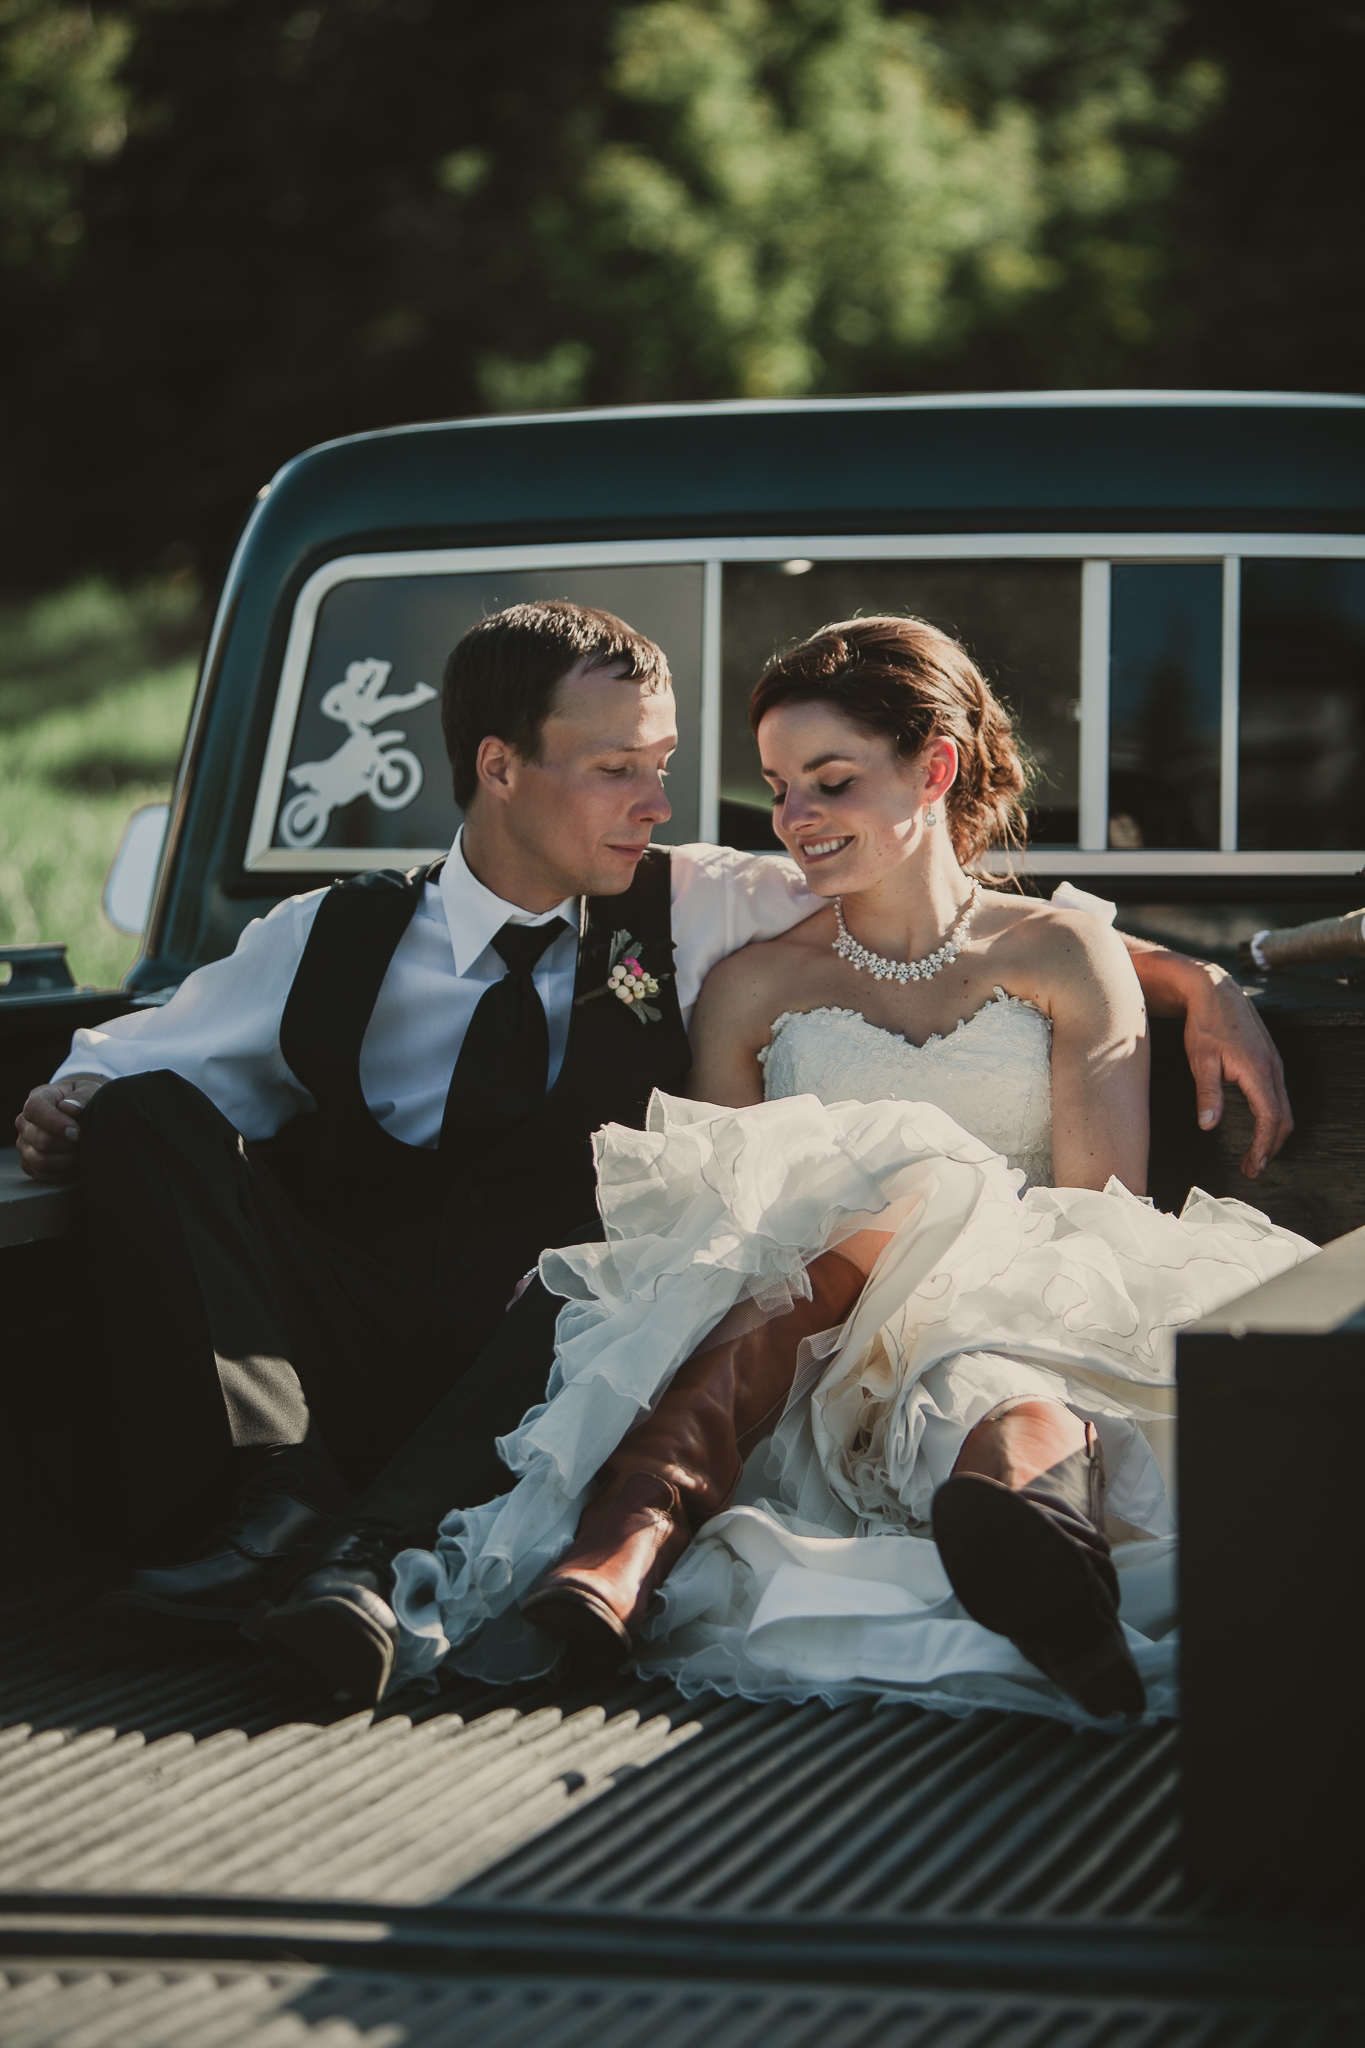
[832,883,980,984]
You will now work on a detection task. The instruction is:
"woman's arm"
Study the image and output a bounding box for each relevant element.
[685,944,784,1106]
[1047,917,1151,1193]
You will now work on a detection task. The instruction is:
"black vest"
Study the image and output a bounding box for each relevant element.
[260,849,691,1341]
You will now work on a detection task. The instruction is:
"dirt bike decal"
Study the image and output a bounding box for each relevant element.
[278,659,438,849]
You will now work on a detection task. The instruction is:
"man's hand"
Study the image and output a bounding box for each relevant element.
[1181,967,1293,1177]
[1122,941,1293,1178]
[14,1074,107,1182]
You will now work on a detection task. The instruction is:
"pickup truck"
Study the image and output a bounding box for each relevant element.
[1,392,1361,2047]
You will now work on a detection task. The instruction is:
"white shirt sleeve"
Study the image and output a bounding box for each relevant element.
[1049,880,1117,926]
[668,843,820,1025]
[51,892,325,1140]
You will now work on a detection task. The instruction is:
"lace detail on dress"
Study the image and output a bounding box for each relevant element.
[758,989,1054,1187]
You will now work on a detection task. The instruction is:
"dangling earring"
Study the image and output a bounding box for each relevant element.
[925,803,937,827]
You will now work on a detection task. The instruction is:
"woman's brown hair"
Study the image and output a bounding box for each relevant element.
[749,615,1028,870]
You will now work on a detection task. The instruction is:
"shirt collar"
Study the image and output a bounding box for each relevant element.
[438,828,579,975]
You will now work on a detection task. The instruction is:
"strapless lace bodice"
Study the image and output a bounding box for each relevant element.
[758,991,1054,1187]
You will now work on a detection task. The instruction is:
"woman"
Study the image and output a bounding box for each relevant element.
[393,618,1311,1723]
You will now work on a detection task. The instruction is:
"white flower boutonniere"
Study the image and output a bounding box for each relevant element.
[575,929,672,1025]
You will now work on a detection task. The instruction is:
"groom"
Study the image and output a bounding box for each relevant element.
[18,599,1291,1701]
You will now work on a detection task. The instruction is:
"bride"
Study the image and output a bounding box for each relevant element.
[392,615,1313,1724]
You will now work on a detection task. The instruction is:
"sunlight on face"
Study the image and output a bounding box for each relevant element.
[507,658,678,898]
[757,700,946,896]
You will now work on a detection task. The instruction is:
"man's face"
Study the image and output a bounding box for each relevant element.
[497,659,677,898]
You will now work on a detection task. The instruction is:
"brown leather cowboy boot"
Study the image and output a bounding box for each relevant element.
[932,1402,1146,1720]
[521,1248,867,1662]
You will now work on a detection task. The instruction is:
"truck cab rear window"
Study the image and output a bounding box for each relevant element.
[246,563,704,871]
[719,559,1081,853]
[1238,559,1365,852]
[246,541,1365,881]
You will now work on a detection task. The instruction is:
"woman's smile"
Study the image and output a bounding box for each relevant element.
[799,835,853,863]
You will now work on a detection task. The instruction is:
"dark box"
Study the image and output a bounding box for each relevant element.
[1178,1319,1365,1893]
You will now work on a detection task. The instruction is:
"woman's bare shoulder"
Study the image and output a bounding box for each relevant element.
[977,887,1117,949]
[975,890,1139,1005]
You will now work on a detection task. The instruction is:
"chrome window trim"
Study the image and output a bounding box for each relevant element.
[245,532,1365,877]
[699,559,723,843]
[987,848,1365,877]
[1078,561,1111,853]
[1220,557,1241,854]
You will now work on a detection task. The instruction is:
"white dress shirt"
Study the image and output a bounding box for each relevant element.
[55,834,819,1146]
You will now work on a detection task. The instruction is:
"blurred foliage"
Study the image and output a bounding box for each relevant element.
[0,0,128,268]
[0,2,1357,977]
[912,0,1222,383]
[0,0,1359,595]
[0,575,199,985]
[0,566,201,725]
[548,0,1049,400]
[575,0,1218,400]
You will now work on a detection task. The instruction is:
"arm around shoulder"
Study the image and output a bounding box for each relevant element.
[668,843,815,986]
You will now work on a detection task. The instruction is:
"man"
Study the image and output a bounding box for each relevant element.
[17,600,1292,1704]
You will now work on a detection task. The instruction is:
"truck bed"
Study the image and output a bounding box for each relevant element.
[3,972,1361,2045]
[0,1569,1357,2046]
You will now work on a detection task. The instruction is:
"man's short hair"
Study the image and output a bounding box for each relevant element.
[442,600,672,808]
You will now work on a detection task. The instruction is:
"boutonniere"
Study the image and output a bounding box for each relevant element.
[575,929,672,1025]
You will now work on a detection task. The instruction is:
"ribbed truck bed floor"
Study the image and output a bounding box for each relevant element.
[0,1574,1357,2046]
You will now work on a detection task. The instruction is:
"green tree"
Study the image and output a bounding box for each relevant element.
[494,0,1049,403]
[907,0,1221,385]
[0,0,128,270]
[0,0,1359,597]
[0,0,628,586]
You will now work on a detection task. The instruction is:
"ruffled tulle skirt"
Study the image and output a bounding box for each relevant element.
[391,1092,1314,1724]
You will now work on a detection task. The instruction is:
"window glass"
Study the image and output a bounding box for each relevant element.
[255,564,703,867]
[719,561,1081,853]
[1237,560,1365,851]
[1107,563,1222,851]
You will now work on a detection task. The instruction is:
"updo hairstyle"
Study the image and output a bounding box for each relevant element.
[749,615,1028,870]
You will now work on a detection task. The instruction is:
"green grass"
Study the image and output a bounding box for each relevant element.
[0,577,204,990]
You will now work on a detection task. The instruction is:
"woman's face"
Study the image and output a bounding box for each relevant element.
[756,700,954,896]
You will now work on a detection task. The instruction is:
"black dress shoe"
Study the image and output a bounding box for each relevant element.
[244,1518,401,1705]
[96,1451,348,1640]
[931,1426,1146,1721]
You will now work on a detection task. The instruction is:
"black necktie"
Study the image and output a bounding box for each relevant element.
[441,916,570,1149]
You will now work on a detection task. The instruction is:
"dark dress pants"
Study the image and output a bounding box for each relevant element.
[79,1071,577,1553]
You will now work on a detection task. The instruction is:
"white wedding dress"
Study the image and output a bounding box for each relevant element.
[391,992,1314,1724]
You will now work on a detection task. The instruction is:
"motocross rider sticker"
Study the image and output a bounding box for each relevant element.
[276,659,436,848]
[244,556,704,872]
